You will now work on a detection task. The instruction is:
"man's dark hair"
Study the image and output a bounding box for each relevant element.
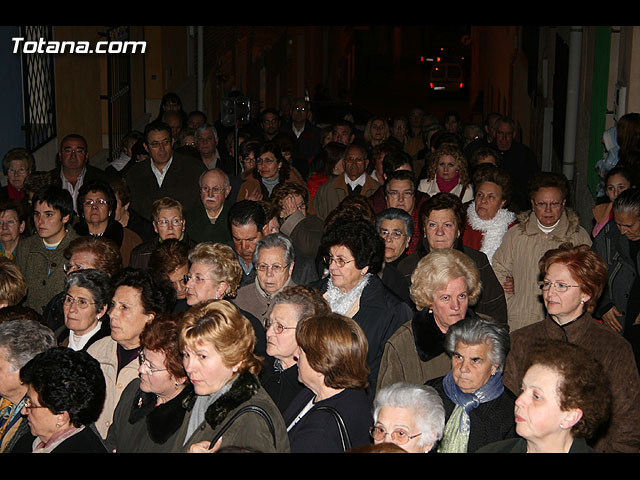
[228,200,267,232]
[32,184,74,224]
[144,120,172,143]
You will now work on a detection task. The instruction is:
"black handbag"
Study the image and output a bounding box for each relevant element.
[209,405,277,450]
[315,405,352,451]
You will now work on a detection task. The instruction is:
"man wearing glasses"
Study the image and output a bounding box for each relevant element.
[185,169,232,244]
[53,134,105,213]
[125,121,207,222]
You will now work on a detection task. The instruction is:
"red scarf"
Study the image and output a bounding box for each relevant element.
[7,183,25,202]
[435,172,460,193]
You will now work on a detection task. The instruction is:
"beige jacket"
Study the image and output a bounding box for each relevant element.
[491,209,592,332]
[87,336,140,439]
[312,173,379,220]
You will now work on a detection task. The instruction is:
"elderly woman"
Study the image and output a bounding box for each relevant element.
[0,256,27,309]
[11,347,106,453]
[283,313,373,452]
[481,340,612,453]
[184,241,266,356]
[260,285,330,413]
[592,165,634,237]
[502,243,640,453]
[171,300,290,453]
[237,141,306,201]
[271,182,324,259]
[314,219,412,396]
[87,267,176,439]
[148,238,190,307]
[371,383,445,453]
[106,314,192,453]
[417,144,473,203]
[42,235,122,332]
[130,196,195,269]
[73,179,142,266]
[398,192,508,324]
[0,200,27,259]
[234,233,296,324]
[427,316,516,452]
[0,319,57,452]
[462,164,517,264]
[1,148,34,204]
[56,269,112,351]
[492,172,592,331]
[378,248,485,392]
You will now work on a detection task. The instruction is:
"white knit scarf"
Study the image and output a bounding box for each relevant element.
[466,203,516,264]
[325,274,371,315]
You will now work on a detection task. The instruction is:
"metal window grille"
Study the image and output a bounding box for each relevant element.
[19,26,57,152]
[100,26,132,160]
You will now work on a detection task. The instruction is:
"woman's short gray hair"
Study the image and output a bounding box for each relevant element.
[613,187,640,218]
[443,315,510,372]
[376,208,414,239]
[64,269,112,312]
[0,319,57,371]
[373,383,445,449]
[252,232,295,266]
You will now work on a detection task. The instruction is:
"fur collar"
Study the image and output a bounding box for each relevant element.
[183,372,261,431]
[466,203,517,263]
[128,383,194,444]
[411,309,447,362]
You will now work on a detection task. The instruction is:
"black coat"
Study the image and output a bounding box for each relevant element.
[259,356,304,415]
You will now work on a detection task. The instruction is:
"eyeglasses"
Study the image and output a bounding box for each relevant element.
[264,317,296,334]
[23,397,48,410]
[379,229,408,240]
[255,263,290,274]
[155,218,184,227]
[8,167,27,175]
[63,262,85,274]
[84,198,108,208]
[184,274,216,285]
[199,185,227,195]
[386,190,414,198]
[62,147,87,155]
[0,219,17,228]
[323,255,355,268]
[256,158,277,166]
[63,294,96,309]
[138,351,167,376]
[369,425,422,445]
[537,280,582,292]
[533,201,563,210]
[148,139,171,149]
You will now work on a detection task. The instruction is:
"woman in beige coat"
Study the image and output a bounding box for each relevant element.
[491,172,591,332]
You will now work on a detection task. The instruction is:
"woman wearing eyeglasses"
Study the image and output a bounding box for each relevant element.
[11,347,107,453]
[0,199,27,260]
[313,219,412,398]
[501,243,640,453]
[87,267,176,439]
[105,314,192,453]
[55,269,112,352]
[371,383,445,453]
[492,172,591,332]
[73,179,142,267]
[259,285,330,414]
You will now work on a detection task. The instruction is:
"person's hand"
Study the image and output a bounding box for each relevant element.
[280,195,302,219]
[502,275,515,295]
[602,305,623,332]
[188,437,222,453]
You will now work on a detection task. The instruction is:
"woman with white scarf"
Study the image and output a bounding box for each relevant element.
[462,164,517,265]
[313,219,412,398]
[427,316,516,453]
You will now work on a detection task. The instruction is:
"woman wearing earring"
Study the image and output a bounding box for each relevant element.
[105,314,192,453]
[313,219,413,397]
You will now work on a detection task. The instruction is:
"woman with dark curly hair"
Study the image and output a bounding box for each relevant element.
[313,219,412,397]
[480,340,611,453]
[502,243,640,453]
[106,314,192,453]
[73,179,142,266]
[87,267,176,439]
[236,141,306,202]
[11,347,107,453]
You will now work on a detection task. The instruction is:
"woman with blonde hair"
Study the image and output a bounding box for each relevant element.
[417,144,473,203]
[171,300,290,453]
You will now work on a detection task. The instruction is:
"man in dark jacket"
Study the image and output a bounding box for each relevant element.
[185,168,232,245]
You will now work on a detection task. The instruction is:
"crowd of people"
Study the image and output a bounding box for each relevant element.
[0,91,639,454]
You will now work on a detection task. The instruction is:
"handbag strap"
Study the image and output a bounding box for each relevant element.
[209,405,276,450]
[315,405,352,451]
